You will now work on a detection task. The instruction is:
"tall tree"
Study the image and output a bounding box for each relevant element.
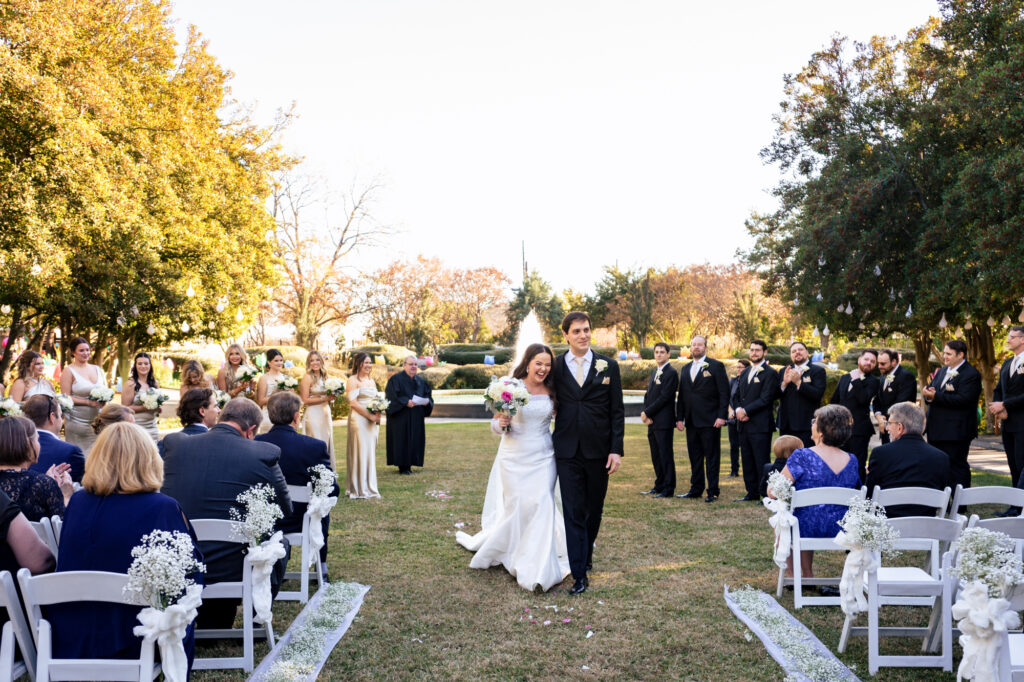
[501,270,565,345]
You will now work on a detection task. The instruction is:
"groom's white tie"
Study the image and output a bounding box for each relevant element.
[575,356,586,387]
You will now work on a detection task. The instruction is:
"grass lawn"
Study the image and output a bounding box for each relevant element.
[194,422,1010,681]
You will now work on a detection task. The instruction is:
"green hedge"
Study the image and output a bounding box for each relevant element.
[245,345,309,369]
[439,364,511,389]
[549,344,618,358]
[339,345,416,368]
[440,349,515,365]
[638,347,683,360]
[438,343,497,353]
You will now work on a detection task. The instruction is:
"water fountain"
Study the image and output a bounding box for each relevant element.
[513,310,545,367]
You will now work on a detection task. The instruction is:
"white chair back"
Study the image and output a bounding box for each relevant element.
[950,484,1024,519]
[49,515,62,547]
[0,570,35,681]
[16,568,159,681]
[29,518,58,559]
[287,484,311,503]
[790,486,866,510]
[873,486,952,518]
[279,483,324,604]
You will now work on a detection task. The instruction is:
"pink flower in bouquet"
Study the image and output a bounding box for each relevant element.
[501,391,512,402]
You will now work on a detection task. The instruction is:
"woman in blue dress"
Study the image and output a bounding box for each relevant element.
[51,422,203,672]
[776,404,860,581]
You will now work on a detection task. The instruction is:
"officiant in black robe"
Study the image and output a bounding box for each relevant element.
[385,356,434,474]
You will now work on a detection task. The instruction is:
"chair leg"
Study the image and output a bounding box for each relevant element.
[792,547,803,609]
[922,595,941,653]
[776,564,784,598]
[266,622,275,649]
[838,614,854,653]
[315,551,323,591]
[243,581,254,673]
[299,543,309,604]
[37,620,51,682]
[868,580,879,676]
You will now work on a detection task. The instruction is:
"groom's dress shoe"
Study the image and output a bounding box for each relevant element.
[705,495,718,503]
[676,491,701,499]
[569,579,587,595]
[654,492,671,498]
[641,488,657,495]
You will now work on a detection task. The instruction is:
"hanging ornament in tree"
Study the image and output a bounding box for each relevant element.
[818,253,826,266]
[889,288,896,301]
[844,302,853,315]
[793,294,799,306]
[116,315,127,327]
[130,305,139,317]
[146,323,156,335]
[822,324,831,336]
[215,300,226,313]
[208,321,216,330]
[236,308,244,322]
[988,316,997,327]
[836,303,845,313]
[938,313,948,329]
[814,292,822,302]
[874,264,882,277]
[1003,315,1012,326]
[0,304,9,315]
[186,282,196,298]
[858,322,865,330]
[955,328,964,339]
[812,326,820,337]
[906,305,914,318]
[181,321,190,332]
[965,320,973,330]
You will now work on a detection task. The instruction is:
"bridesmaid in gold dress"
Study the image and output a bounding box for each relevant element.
[346,353,381,499]
[256,349,287,434]
[58,337,108,455]
[217,344,255,399]
[300,350,336,469]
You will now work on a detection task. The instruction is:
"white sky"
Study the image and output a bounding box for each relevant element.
[171,0,938,295]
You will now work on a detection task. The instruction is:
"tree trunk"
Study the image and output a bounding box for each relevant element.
[116,338,132,388]
[0,307,23,382]
[965,325,998,433]
[912,332,933,398]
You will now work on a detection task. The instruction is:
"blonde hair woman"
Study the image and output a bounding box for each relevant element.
[217,343,255,399]
[50,422,202,664]
[300,350,335,468]
[179,359,215,398]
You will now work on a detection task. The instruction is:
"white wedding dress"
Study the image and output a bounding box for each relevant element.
[456,394,571,592]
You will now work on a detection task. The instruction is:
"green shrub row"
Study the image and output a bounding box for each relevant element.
[438,343,497,353]
[439,349,515,365]
[244,345,310,369]
[339,345,416,367]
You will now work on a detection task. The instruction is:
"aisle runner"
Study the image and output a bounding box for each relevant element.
[724,585,860,682]
[250,582,370,681]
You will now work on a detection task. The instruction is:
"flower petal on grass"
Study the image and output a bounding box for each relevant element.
[586,631,594,638]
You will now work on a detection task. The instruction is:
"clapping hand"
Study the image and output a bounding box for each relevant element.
[46,463,74,500]
[922,386,937,400]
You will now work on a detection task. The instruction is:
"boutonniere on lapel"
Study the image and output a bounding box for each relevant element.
[1017,363,1024,376]
[700,361,711,378]
[944,368,958,391]
[883,373,894,391]
[753,365,764,383]
[595,359,608,374]
[654,366,663,385]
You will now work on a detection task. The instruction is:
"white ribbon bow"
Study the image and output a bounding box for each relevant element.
[133,584,203,682]
[835,532,879,616]
[306,494,338,567]
[246,530,287,625]
[953,581,1020,682]
[763,497,796,569]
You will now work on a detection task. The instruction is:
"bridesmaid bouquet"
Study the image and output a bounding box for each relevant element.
[324,377,345,397]
[89,386,115,403]
[214,390,231,408]
[138,388,169,411]
[236,365,259,385]
[366,395,390,414]
[483,376,530,432]
[56,394,75,413]
[0,397,23,418]
[276,375,299,391]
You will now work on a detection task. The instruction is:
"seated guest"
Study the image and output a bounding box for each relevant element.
[772,404,860,581]
[91,403,135,435]
[23,394,86,483]
[50,422,202,669]
[0,488,56,577]
[759,435,804,499]
[162,397,292,629]
[0,416,72,520]
[866,401,951,518]
[256,392,339,568]
[158,388,221,458]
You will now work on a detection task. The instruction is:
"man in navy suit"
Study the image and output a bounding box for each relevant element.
[731,340,779,502]
[640,342,678,498]
[675,335,730,502]
[256,391,338,568]
[158,388,221,458]
[866,402,950,517]
[776,341,827,447]
[923,339,982,490]
[22,394,85,483]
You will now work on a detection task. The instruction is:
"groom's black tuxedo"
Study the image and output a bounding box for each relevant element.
[553,350,625,580]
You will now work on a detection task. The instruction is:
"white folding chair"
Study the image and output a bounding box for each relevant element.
[0,571,35,681]
[873,485,952,519]
[190,519,274,673]
[16,568,161,681]
[838,516,964,675]
[49,515,62,548]
[277,484,325,604]
[950,484,1024,521]
[997,585,1024,681]
[776,486,867,608]
[29,518,59,560]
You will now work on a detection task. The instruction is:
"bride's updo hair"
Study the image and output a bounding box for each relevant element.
[512,343,557,410]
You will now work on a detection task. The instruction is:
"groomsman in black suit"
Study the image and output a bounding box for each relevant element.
[922,339,982,490]
[830,349,880,483]
[640,342,678,498]
[776,341,826,447]
[873,349,918,443]
[990,326,1024,491]
[675,335,730,502]
[732,340,779,501]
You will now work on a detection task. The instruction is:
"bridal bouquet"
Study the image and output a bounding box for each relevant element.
[138,388,168,411]
[0,398,22,418]
[124,530,205,682]
[56,394,75,413]
[835,497,899,616]
[951,527,1024,680]
[763,471,796,569]
[367,394,390,414]
[323,377,345,397]
[230,484,286,625]
[276,375,299,391]
[236,365,259,384]
[484,377,530,432]
[89,386,115,403]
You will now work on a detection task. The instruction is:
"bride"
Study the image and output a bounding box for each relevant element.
[456,343,571,592]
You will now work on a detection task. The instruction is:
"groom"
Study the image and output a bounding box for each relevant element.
[552,311,625,595]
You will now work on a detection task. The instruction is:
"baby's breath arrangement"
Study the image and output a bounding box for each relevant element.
[955,527,1024,598]
[308,464,337,499]
[765,470,793,505]
[123,530,205,610]
[229,484,283,547]
[837,497,899,555]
